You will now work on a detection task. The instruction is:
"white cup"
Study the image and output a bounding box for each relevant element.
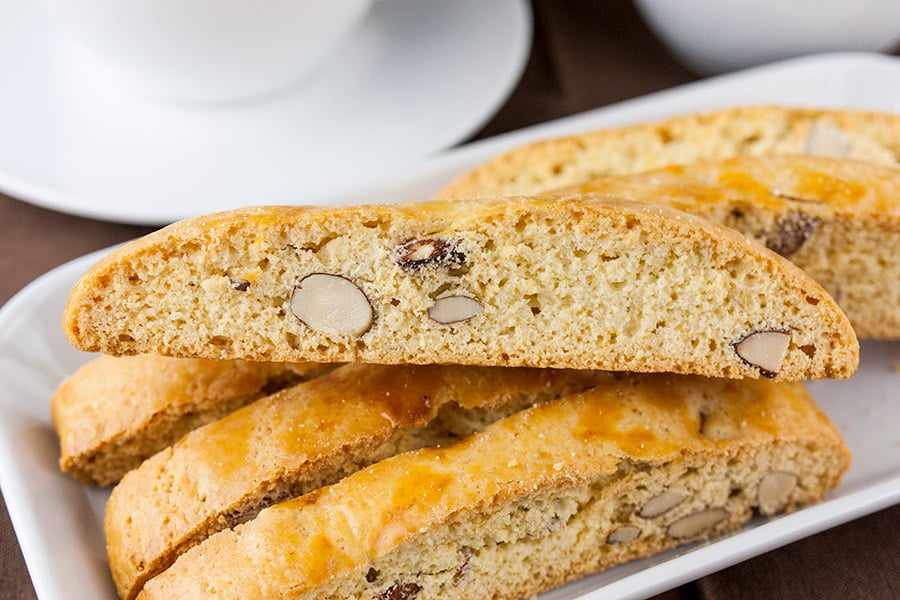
[37,0,373,103]
[635,0,900,75]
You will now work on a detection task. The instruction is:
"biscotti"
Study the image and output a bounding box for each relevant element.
[553,155,900,339]
[105,363,608,600]
[138,374,850,600]
[51,355,332,486]
[63,196,858,380]
[437,105,900,198]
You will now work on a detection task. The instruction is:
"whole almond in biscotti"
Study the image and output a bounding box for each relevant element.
[137,374,851,600]
[63,195,858,380]
[551,155,900,340]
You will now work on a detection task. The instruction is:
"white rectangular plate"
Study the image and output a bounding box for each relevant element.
[1,51,899,600]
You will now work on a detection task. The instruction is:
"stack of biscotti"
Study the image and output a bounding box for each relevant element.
[55,190,859,599]
[438,106,900,340]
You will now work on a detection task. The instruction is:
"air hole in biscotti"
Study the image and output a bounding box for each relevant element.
[362,219,380,229]
[257,258,270,271]
[657,127,674,144]
[526,294,542,316]
[297,234,337,253]
[390,298,400,307]
[800,344,817,359]
[514,215,529,233]
[737,134,761,150]
[429,283,455,300]
[805,296,820,306]
[209,336,231,348]
[117,333,134,343]
[551,163,564,175]
[285,332,301,350]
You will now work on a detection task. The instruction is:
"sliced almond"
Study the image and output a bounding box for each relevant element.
[606,525,641,544]
[733,329,791,378]
[666,507,730,539]
[806,123,851,157]
[638,488,686,519]
[290,273,373,338]
[757,471,798,515]
[395,238,465,270]
[428,296,483,324]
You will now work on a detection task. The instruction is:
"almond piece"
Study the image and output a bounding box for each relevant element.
[290,273,373,338]
[428,296,483,324]
[606,525,641,544]
[395,238,465,270]
[766,211,820,257]
[666,507,730,539]
[638,488,686,519]
[757,471,798,515]
[733,329,791,378]
[806,123,851,157]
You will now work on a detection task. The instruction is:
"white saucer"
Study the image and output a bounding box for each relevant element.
[0,0,531,225]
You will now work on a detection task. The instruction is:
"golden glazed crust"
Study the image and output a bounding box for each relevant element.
[138,374,850,600]
[437,105,900,198]
[104,363,608,600]
[51,355,332,486]
[63,196,858,380]
[551,155,900,338]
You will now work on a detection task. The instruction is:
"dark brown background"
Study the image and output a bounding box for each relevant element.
[2,1,898,598]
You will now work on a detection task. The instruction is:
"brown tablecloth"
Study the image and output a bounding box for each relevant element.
[1,1,898,598]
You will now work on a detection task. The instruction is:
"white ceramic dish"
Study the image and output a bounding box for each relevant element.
[0,0,531,225]
[2,52,900,600]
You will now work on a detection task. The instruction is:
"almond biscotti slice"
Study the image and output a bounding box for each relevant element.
[106,363,607,600]
[63,196,858,380]
[553,155,900,339]
[51,355,333,486]
[138,374,850,600]
[437,105,900,198]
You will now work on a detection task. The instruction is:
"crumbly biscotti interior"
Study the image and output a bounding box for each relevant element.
[137,374,850,600]
[553,155,900,339]
[51,355,333,486]
[106,363,608,600]
[437,105,900,198]
[63,196,858,380]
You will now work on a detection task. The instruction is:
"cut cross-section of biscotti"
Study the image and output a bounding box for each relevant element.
[137,374,851,600]
[552,155,900,339]
[437,105,900,198]
[63,196,858,380]
[105,363,608,600]
[51,355,333,486]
